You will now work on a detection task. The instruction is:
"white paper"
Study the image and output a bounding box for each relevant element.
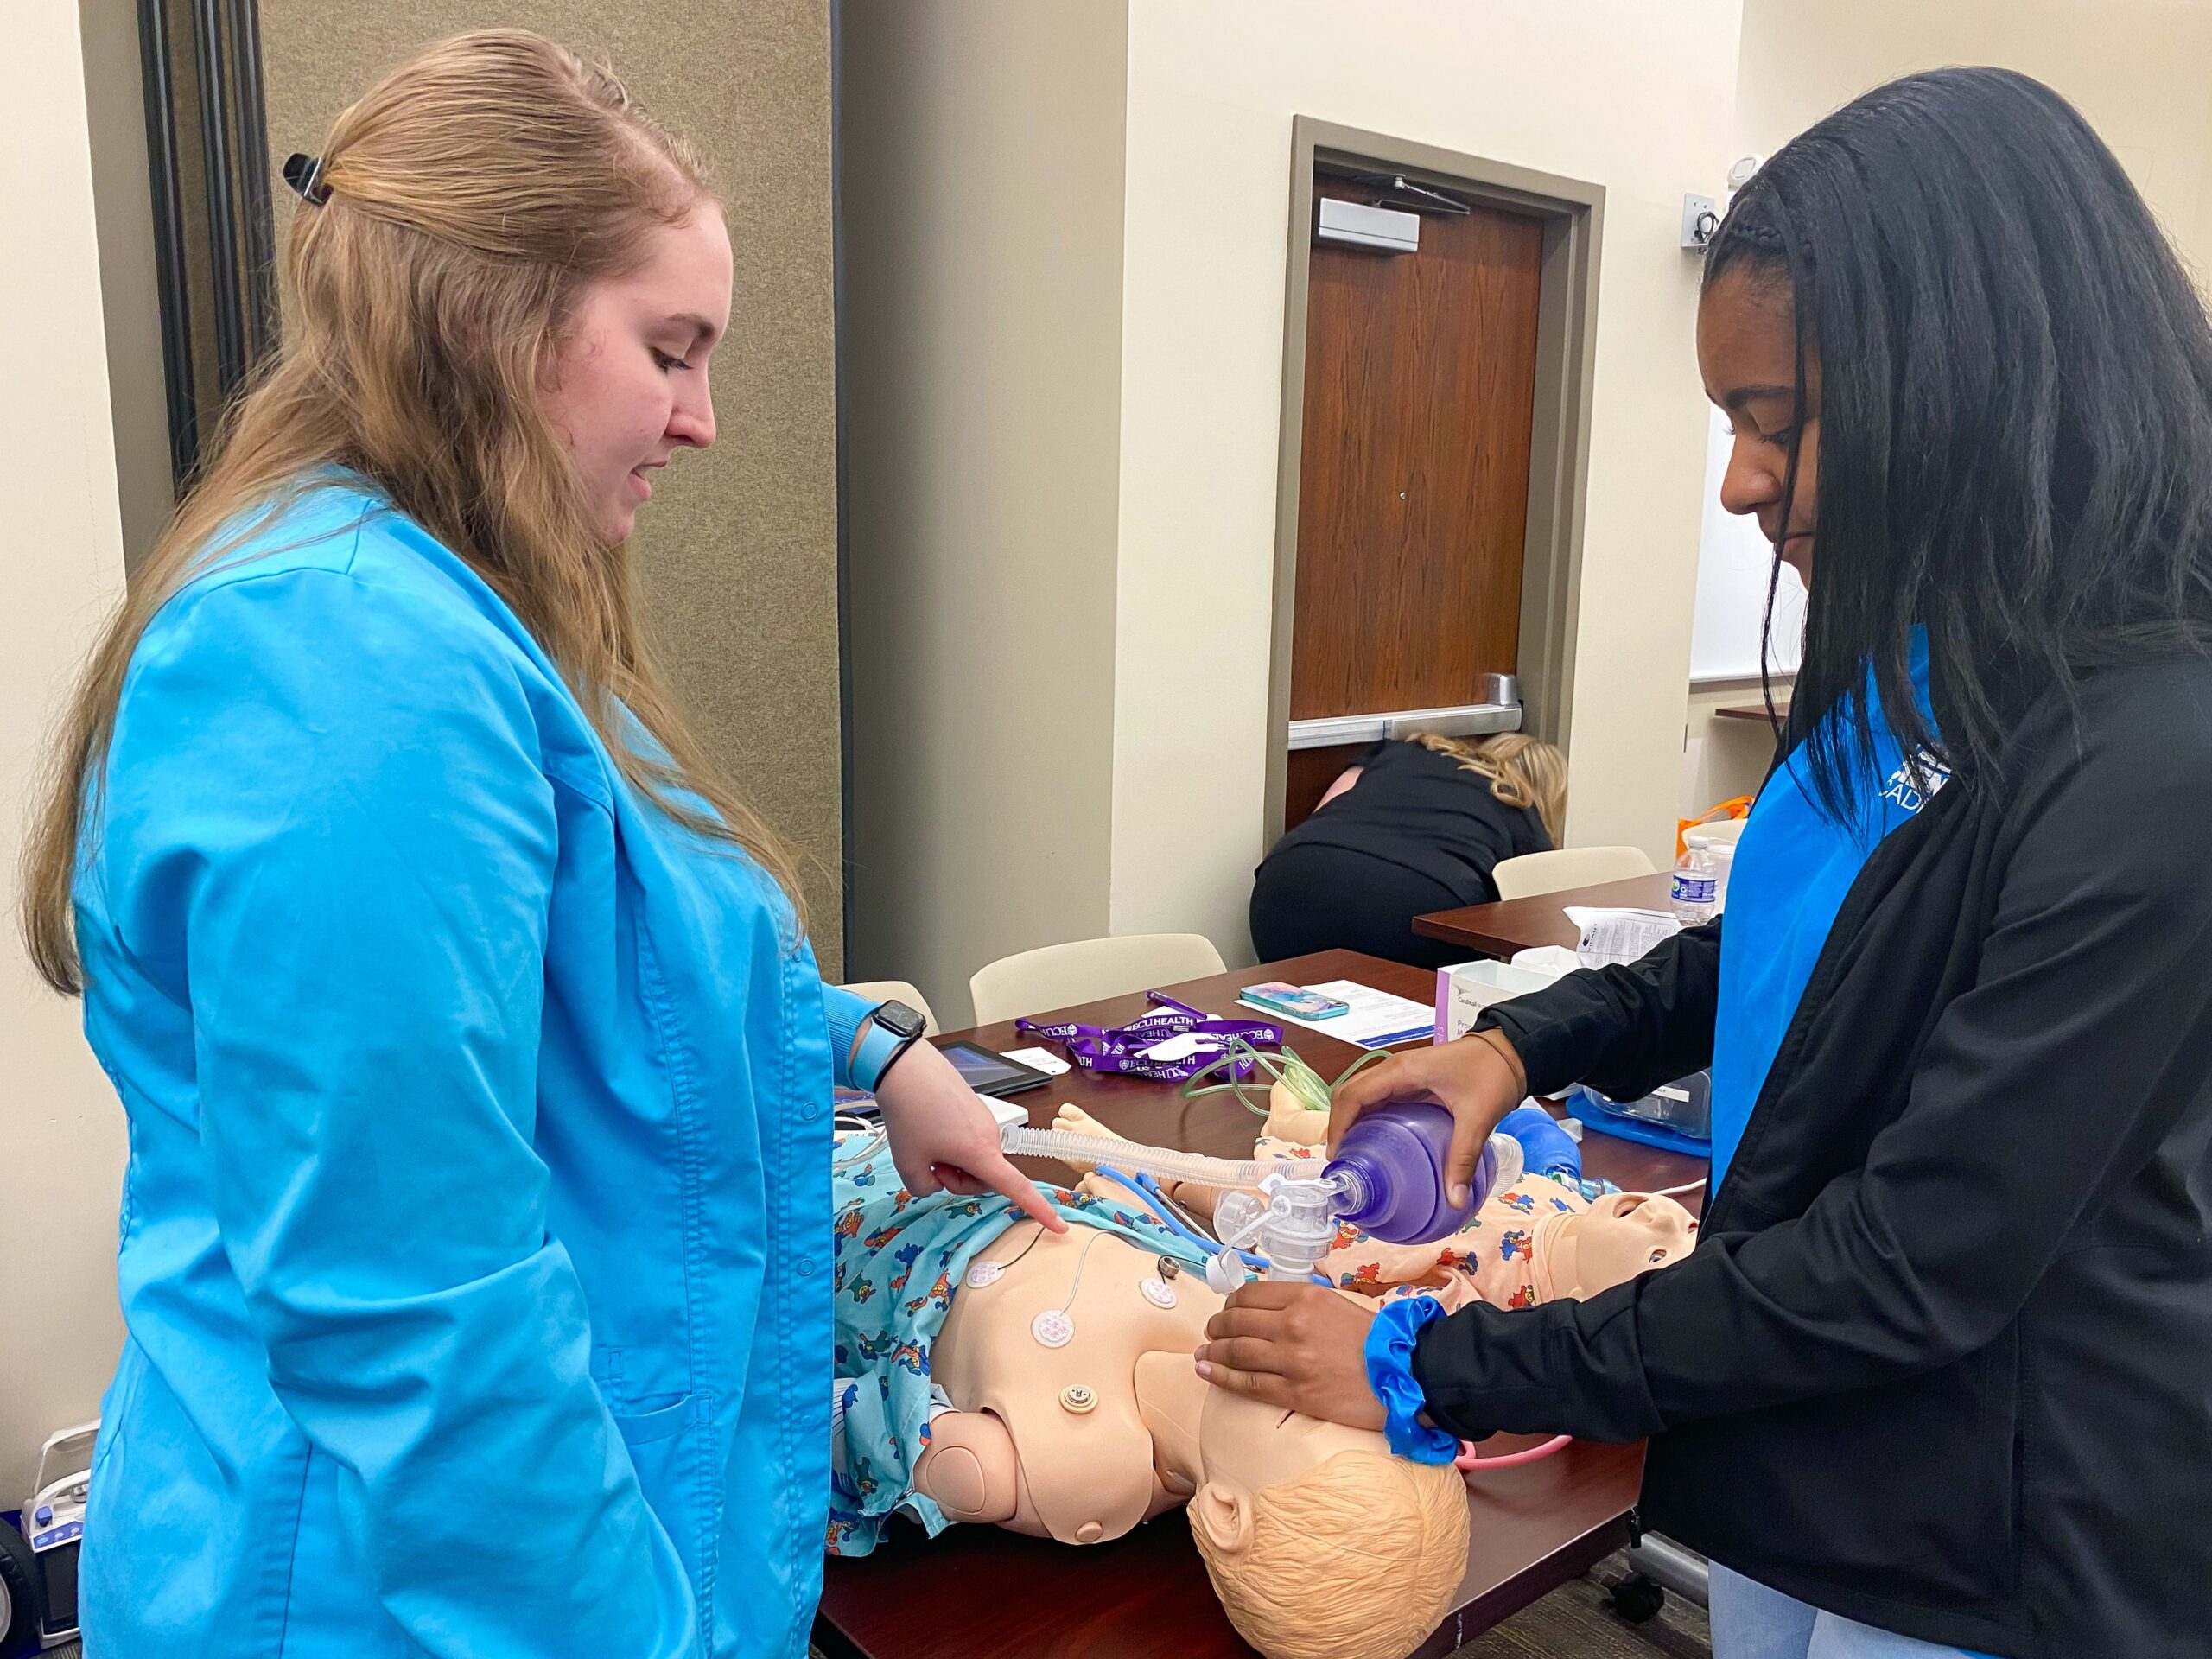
[1564,906,1682,970]
[1509,945,1582,981]
[1138,1033,1217,1064]
[1001,1045,1071,1077]
[1237,980,1434,1050]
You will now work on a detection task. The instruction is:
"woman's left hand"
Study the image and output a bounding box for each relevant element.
[873,1042,1066,1232]
[1196,1281,1387,1430]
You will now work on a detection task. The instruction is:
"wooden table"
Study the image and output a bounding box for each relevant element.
[1412,873,1678,961]
[813,950,1705,1659]
[1713,699,1787,723]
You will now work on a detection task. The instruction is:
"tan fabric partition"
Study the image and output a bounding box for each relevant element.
[258,1,845,969]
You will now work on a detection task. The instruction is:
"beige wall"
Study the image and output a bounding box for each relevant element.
[840,1,1131,1025]
[1737,0,2212,289]
[2,0,132,1497]
[842,1,1743,1003]
[1108,0,1745,954]
[260,3,848,969]
[1684,679,1783,822]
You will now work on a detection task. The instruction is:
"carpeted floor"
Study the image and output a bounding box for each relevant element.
[1447,1552,1711,1659]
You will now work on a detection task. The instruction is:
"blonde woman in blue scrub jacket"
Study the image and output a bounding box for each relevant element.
[19,32,1058,1658]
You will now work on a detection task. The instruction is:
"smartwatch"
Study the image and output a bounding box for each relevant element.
[850,1000,929,1093]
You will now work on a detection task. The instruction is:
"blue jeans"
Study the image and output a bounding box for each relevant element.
[1709,1563,1987,1659]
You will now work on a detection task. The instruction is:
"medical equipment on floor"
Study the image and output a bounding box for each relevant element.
[1,1420,95,1653]
[995,1102,1523,1294]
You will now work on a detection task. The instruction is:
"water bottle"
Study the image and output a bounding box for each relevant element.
[1670,838,1719,925]
[1324,1103,1525,1245]
[1702,836,1736,915]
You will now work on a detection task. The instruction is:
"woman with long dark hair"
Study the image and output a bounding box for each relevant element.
[1192,68,2212,1658]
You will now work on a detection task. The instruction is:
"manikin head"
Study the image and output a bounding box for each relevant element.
[1187,1378,1468,1659]
[1530,1191,1697,1301]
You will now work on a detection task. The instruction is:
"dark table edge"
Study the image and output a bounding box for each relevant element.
[816,1516,1634,1659]
[811,1609,868,1659]
[1408,909,1511,949]
[1408,1516,1634,1658]
[1408,872,1682,953]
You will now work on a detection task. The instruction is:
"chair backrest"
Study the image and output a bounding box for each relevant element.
[1490,846,1658,901]
[836,979,940,1036]
[968,933,1228,1027]
[1686,817,1749,849]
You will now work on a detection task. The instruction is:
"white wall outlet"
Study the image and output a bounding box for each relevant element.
[1681,193,1719,251]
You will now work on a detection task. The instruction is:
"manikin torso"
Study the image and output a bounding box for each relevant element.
[912,1100,1696,1546]
[864,1099,1698,1659]
[924,1220,1223,1543]
[918,1220,1402,1549]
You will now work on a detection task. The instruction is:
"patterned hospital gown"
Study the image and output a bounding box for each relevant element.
[825,1136,1210,1556]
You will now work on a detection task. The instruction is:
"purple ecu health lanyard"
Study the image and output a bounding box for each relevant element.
[1015,993,1286,1082]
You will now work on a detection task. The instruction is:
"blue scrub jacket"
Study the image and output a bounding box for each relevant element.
[73,479,872,1657]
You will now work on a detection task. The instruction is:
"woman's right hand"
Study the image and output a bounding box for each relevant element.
[1328,1027,1530,1209]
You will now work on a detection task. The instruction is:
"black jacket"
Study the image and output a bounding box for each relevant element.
[1415,661,2212,1657]
[1270,738,1552,901]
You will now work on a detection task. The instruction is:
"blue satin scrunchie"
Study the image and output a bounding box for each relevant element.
[1363,1295,1459,1465]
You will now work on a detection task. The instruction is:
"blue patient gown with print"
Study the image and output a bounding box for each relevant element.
[825,1139,1210,1554]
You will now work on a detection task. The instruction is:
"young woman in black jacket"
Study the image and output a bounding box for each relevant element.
[1195,68,2212,1659]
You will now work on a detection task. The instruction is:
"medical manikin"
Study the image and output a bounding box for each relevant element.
[826,1094,1697,1659]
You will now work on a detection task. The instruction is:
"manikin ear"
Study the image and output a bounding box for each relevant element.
[1190,1484,1254,1554]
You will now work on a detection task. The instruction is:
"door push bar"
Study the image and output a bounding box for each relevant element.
[1287,675,1522,752]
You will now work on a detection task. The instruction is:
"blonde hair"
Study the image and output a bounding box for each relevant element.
[22,30,804,995]
[1191,1451,1469,1659]
[1414,731,1567,847]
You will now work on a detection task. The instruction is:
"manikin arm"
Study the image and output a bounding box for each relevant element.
[912,1411,1021,1526]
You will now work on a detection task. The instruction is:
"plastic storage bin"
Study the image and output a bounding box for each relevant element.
[1567,1070,1712,1155]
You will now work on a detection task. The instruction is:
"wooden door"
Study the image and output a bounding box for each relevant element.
[1283,177,1545,828]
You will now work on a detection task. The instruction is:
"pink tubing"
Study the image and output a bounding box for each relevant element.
[1456,1433,1572,1471]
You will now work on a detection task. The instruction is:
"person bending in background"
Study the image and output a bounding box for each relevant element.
[1249,732,1566,968]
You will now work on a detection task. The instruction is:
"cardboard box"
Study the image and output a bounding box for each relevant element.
[1433,957,1568,1042]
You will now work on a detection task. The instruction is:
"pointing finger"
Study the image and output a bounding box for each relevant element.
[969,1149,1067,1232]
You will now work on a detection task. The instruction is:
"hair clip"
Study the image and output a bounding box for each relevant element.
[282,152,331,207]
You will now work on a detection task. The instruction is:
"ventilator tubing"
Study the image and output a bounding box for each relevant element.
[997,1124,1274,1191]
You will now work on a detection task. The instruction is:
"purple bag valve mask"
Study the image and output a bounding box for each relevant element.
[1325,1102,1524,1246]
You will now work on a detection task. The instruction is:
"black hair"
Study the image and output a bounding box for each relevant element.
[1704,67,2212,820]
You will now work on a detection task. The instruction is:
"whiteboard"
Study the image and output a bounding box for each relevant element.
[1689,406,1806,682]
